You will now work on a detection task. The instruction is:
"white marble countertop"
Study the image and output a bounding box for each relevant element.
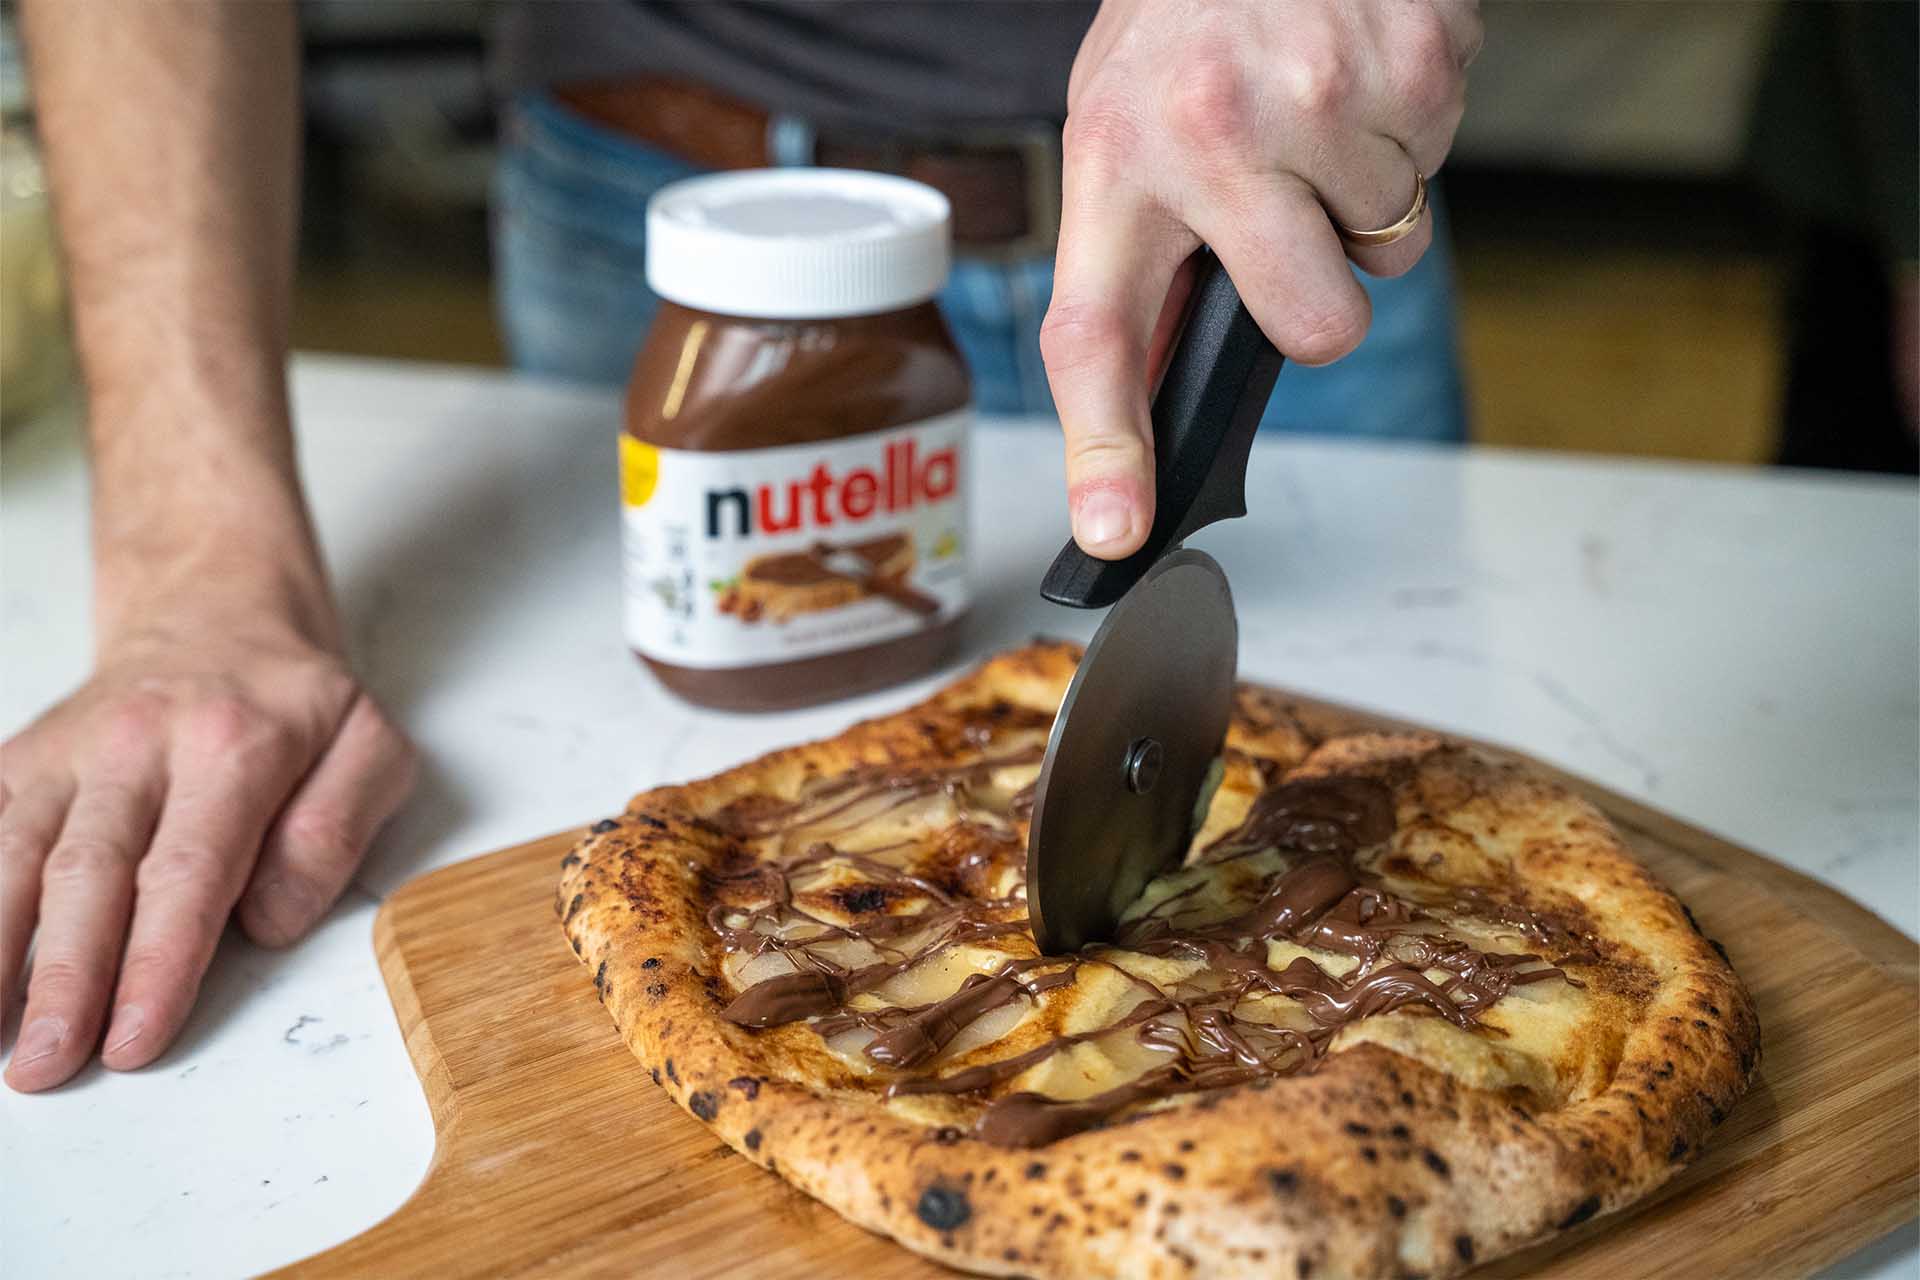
[5,355,1916,1278]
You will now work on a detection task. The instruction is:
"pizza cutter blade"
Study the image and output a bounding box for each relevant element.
[1025,251,1284,953]
[1025,548,1238,953]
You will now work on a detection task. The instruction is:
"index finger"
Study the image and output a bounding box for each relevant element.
[1040,119,1196,559]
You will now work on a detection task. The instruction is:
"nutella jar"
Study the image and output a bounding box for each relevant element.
[622,170,972,711]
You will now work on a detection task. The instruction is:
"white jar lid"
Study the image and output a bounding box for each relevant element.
[645,169,952,320]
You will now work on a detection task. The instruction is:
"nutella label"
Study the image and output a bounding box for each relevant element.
[621,411,970,670]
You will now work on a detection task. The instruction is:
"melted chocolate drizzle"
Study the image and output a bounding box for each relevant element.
[1202,776,1397,862]
[705,753,1575,1149]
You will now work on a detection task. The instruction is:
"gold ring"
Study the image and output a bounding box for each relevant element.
[1336,171,1428,248]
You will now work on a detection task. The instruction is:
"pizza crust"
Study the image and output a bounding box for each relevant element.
[558,642,1758,1279]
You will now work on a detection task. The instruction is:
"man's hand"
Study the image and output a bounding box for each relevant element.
[1045,0,1482,557]
[2,596,413,1092]
[5,0,382,1090]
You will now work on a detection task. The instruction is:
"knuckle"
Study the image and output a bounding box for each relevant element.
[183,695,305,772]
[341,693,419,797]
[97,692,171,756]
[1397,15,1464,115]
[1069,434,1151,474]
[182,695,268,756]
[1282,40,1354,123]
[239,867,331,947]
[43,837,132,885]
[0,823,43,869]
[1038,300,1129,377]
[238,907,288,949]
[116,941,187,990]
[279,809,363,869]
[307,665,360,716]
[1164,54,1248,154]
[1062,98,1142,175]
[364,697,413,757]
[23,953,92,1000]
[260,719,306,768]
[239,898,304,949]
[135,845,233,900]
[245,875,320,948]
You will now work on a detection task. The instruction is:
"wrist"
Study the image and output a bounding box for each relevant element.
[91,466,340,655]
[95,537,340,648]
[95,546,342,661]
[83,363,339,642]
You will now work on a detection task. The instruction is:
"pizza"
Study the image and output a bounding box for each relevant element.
[558,642,1758,1278]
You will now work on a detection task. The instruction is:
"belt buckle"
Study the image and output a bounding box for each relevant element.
[948,120,1062,261]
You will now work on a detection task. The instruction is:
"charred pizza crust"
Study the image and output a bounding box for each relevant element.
[558,642,1757,1279]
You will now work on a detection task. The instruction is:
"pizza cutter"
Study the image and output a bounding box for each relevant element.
[1025,253,1285,953]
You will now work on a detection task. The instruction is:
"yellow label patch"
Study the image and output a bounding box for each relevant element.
[620,435,660,507]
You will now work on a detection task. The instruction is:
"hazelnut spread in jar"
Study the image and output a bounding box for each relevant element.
[623,170,971,710]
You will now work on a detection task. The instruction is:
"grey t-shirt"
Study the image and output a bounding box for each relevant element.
[492,1,1098,132]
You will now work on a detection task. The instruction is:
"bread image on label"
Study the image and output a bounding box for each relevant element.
[622,411,969,669]
[719,533,932,624]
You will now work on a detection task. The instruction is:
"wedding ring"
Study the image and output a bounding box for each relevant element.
[1336,171,1428,248]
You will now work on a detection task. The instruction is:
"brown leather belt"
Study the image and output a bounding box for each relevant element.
[551,77,1061,254]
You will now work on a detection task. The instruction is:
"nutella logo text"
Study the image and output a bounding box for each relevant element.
[705,438,958,539]
[624,410,969,669]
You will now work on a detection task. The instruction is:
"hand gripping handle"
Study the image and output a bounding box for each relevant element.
[1040,252,1284,608]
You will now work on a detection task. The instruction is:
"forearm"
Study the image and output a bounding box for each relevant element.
[20,0,327,644]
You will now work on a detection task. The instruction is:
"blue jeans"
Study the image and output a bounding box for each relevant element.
[494,92,1467,441]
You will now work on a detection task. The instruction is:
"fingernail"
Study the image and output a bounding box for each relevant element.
[105,1005,146,1054]
[246,876,317,945]
[13,1015,68,1067]
[1074,490,1132,551]
[269,875,318,922]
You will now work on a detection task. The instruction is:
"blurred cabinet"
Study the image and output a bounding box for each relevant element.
[1457,1,1782,176]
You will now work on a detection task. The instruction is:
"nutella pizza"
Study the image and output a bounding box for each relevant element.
[558,642,1758,1279]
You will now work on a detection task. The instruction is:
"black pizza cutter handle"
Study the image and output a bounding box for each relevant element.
[1040,251,1284,609]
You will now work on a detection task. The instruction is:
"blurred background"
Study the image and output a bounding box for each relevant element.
[3,0,1915,472]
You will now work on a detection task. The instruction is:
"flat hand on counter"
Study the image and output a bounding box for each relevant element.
[1,596,414,1092]
[1044,0,1481,558]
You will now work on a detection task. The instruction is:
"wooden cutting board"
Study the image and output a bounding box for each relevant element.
[275,696,1919,1279]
